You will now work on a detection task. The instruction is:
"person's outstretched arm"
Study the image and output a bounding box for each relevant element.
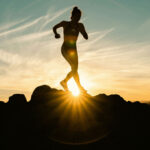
[79,23,88,40]
[53,21,66,38]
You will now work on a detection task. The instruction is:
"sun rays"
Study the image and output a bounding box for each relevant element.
[49,90,97,130]
[46,90,107,144]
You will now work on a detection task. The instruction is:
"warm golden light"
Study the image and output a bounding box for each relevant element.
[67,78,80,96]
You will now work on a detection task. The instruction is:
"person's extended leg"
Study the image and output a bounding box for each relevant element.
[71,56,86,92]
[73,72,81,87]
[72,67,86,92]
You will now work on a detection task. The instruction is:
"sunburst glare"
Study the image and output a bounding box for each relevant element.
[67,78,80,96]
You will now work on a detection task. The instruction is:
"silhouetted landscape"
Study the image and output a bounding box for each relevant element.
[1,85,150,150]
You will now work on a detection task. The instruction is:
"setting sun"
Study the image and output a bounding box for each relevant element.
[67,78,80,96]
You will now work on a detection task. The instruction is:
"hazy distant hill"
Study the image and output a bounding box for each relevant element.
[0,85,150,150]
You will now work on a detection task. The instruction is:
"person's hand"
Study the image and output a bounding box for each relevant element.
[55,33,60,39]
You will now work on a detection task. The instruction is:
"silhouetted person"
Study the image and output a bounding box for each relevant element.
[53,6,88,92]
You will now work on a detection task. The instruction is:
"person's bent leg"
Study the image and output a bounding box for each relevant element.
[63,71,73,82]
[60,49,74,90]
[60,71,73,91]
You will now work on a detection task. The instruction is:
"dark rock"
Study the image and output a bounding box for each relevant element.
[0,85,150,150]
[8,94,27,105]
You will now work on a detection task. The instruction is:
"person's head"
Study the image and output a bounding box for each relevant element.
[71,6,82,22]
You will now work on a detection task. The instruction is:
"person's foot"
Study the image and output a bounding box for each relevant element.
[60,80,68,91]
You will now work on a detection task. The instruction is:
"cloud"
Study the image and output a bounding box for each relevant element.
[0,6,71,38]
[0,17,30,32]
[39,6,72,31]
[0,17,43,37]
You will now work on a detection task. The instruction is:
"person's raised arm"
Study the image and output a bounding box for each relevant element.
[53,21,66,39]
[79,23,88,40]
